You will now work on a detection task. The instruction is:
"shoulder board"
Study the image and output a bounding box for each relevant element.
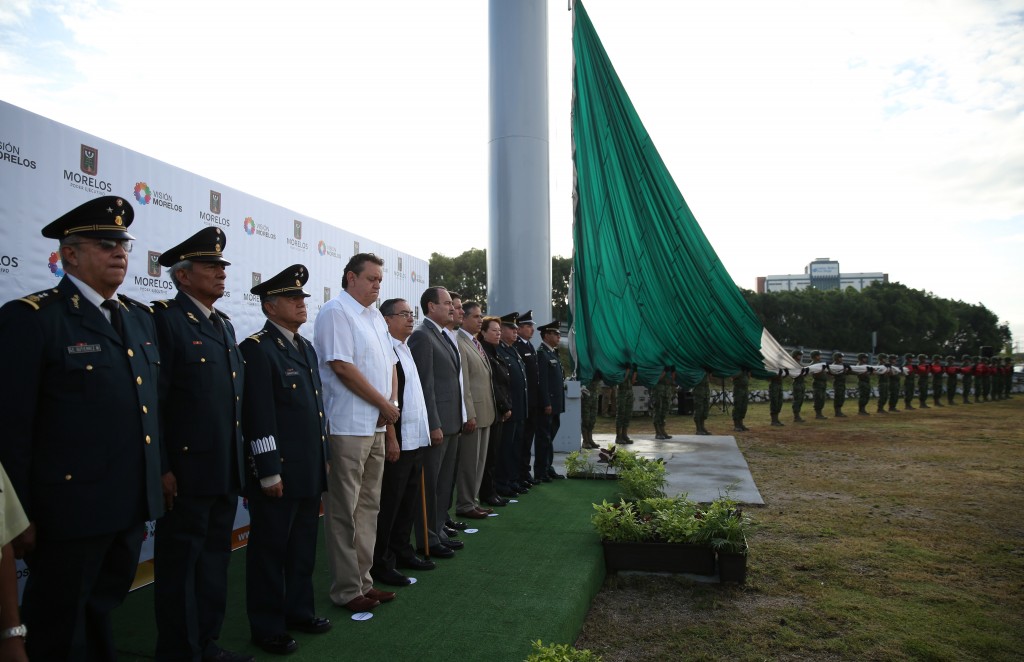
[215,310,231,321]
[246,329,268,343]
[118,294,154,313]
[15,288,62,311]
[152,299,175,309]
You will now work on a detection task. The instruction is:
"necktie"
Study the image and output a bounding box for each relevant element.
[473,337,487,359]
[209,312,221,329]
[442,331,461,369]
[101,300,124,342]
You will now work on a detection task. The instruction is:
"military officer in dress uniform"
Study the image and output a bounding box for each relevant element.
[514,310,543,486]
[240,265,331,655]
[152,228,251,662]
[0,196,164,660]
[535,320,566,481]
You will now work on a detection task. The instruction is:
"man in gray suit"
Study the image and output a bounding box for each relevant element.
[454,300,496,519]
[408,287,465,559]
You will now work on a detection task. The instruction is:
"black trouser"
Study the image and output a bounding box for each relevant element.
[374,446,425,566]
[496,418,521,491]
[24,524,144,661]
[479,421,502,500]
[518,413,537,482]
[245,490,321,638]
[534,412,560,477]
[154,492,238,661]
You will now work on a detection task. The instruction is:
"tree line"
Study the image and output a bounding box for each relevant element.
[742,282,1011,356]
[427,250,1011,356]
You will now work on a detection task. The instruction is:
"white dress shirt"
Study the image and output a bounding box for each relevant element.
[391,337,431,451]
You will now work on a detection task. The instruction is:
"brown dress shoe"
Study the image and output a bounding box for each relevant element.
[342,595,380,612]
[366,587,396,603]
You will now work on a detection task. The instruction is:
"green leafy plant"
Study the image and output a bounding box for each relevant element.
[526,640,603,662]
[618,460,667,500]
[688,490,752,554]
[564,449,599,477]
[591,499,654,542]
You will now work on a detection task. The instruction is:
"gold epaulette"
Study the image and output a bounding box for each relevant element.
[16,288,62,311]
[119,294,154,313]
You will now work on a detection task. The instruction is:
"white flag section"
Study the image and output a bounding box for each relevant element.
[0,100,429,591]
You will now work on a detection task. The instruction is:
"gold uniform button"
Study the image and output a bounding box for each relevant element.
[232,371,237,378]
[136,376,143,385]
[292,384,297,389]
[127,348,134,357]
[145,435,152,444]
[86,365,93,371]
[236,421,240,427]
[319,412,323,418]
[201,358,206,363]
[142,405,148,414]
[65,474,72,481]
[182,446,189,452]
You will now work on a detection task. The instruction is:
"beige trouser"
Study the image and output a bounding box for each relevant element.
[455,425,490,514]
[324,432,384,605]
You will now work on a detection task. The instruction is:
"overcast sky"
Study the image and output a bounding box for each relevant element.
[2,0,1022,347]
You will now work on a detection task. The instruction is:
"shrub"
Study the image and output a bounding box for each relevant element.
[526,640,603,662]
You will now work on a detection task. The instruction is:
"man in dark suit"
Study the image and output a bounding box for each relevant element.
[408,286,465,559]
[514,310,542,488]
[239,265,331,655]
[535,320,566,481]
[152,227,250,662]
[0,196,164,660]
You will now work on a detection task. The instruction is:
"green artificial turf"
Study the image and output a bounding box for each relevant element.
[113,479,619,661]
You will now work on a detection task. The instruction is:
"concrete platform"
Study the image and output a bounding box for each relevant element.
[555,433,764,506]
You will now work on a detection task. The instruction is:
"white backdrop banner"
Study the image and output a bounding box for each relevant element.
[1,99,429,592]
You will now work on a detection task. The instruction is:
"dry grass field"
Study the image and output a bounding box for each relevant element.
[576,397,1024,661]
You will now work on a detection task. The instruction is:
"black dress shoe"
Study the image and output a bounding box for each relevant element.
[547,470,566,479]
[496,488,517,498]
[396,555,436,570]
[371,568,412,587]
[446,519,468,530]
[203,649,257,662]
[286,616,332,634]
[512,482,530,493]
[443,526,460,538]
[417,545,455,559]
[536,475,553,483]
[251,634,297,656]
[484,496,508,507]
[443,539,464,550]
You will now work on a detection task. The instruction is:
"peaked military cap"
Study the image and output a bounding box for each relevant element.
[857,353,868,360]
[904,353,914,360]
[877,352,888,361]
[517,309,535,326]
[537,320,560,334]
[945,355,956,362]
[41,195,135,240]
[932,354,943,361]
[251,264,310,297]
[832,351,844,360]
[791,349,803,358]
[961,354,973,361]
[158,227,230,267]
[918,353,928,361]
[500,311,519,328]
[810,351,821,359]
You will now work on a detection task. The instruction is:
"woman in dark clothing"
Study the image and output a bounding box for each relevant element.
[478,316,512,507]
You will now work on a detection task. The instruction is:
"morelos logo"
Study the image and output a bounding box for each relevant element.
[324,287,331,302]
[244,217,256,235]
[148,251,161,277]
[252,272,261,288]
[200,189,230,227]
[80,144,98,176]
[48,252,64,278]
[317,240,340,258]
[0,140,37,169]
[294,220,302,240]
[317,240,326,256]
[135,182,153,205]
[287,219,308,251]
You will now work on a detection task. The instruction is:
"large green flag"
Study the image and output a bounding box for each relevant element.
[569,0,797,388]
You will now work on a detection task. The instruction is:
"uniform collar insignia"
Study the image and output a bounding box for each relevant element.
[70,294,80,309]
[186,311,200,324]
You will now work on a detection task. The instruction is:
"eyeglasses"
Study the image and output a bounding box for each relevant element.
[76,238,133,253]
[386,311,415,319]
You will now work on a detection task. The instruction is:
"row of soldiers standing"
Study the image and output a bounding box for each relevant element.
[785,350,1015,424]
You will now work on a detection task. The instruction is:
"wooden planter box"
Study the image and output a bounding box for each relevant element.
[602,541,716,575]
[567,471,618,480]
[717,550,747,583]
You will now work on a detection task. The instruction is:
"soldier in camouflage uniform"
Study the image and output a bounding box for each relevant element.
[615,365,636,444]
[974,356,986,402]
[856,353,872,415]
[917,353,931,408]
[580,372,602,449]
[692,370,712,435]
[876,353,889,413]
[902,353,916,410]
[791,349,807,423]
[886,354,900,411]
[768,372,784,427]
[811,350,828,419]
[731,368,751,432]
[651,365,675,440]
[832,352,849,418]
[931,353,945,406]
[960,355,974,404]
[944,355,958,405]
